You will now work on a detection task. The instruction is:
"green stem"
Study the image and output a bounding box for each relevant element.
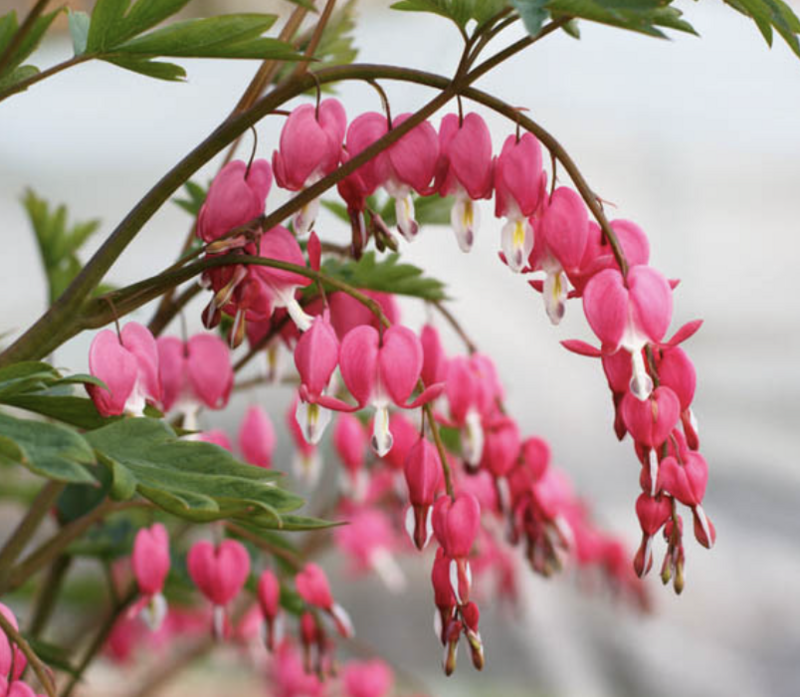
[28,554,72,638]
[0,480,63,590]
[3,19,626,366]
[5,500,150,594]
[60,585,138,697]
[0,55,90,104]
[425,403,455,499]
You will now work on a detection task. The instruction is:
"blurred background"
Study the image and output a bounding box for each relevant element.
[1,0,800,695]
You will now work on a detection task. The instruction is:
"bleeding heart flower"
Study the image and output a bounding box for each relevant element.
[239,405,276,468]
[342,659,394,697]
[196,159,272,245]
[528,187,589,324]
[436,112,494,251]
[87,322,161,417]
[130,523,170,631]
[187,539,251,637]
[334,325,443,457]
[273,99,347,236]
[582,265,673,400]
[157,333,233,428]
[404,437,443,550]
[494,133,547,272]
[294,313,340,445]
[257,569,282,651]
[0,604,26,681]
[295,563,353,638]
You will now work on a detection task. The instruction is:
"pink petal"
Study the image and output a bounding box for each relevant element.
[87,329,138,416]
[186,334,233,410]
[339,325,380,406]
[378,326,423,406]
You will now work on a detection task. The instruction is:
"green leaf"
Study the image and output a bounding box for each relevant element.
[172,179,207,217]
[115,14,298,60]
[316,252,448,302]
[0,412,95,483]
[23,637,79,678]
[0,8,61,78]
[320,199,350,223]
[68,11,91,56]
[512,0,548,36]
[0,361,59,399]
[84,419,304,524]
[722,0,800,57]
[546,0,697,38]
[22,190,102,305]
[104,55,186,81]
[86,0,128,52]
[0,64,38,91]
[57,474,110,523]
[390,0,474,27]
[0,394,112,431]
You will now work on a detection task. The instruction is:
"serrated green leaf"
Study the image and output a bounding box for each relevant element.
[0,412,95,483]
[0,8,61,78]
[723,0,800,57]
[512,0,549,36]
[547,0,697,37]
[115,14,299,60]
[0,64,38,91]
[390,0,473,27]
[22,190,103,305]
[85,419,304,524]
[1,394,111,431]
[321,199,350,223]
[96,453,138,500]
[315,252,448,302]
[68,11,91,56]
[0,361,59,398]
[172,179,207,217]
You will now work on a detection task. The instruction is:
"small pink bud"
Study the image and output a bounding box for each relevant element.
[342,659,394,697]
[239,405,276,469]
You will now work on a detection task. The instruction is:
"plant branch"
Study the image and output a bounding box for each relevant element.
[432,300,477,355]
[0,55,90,104]
[5,500,150,593]
[0,610,56,697]
[28,554,72,638]
[3,19,614,366]
[0,480,64,590]
[289,0,337,80]
[60,585,138,697]
[425,403,455,498]
[226,522,303,570]
[0,0,53,76]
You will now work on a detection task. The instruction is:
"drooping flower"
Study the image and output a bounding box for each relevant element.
[494,133,547,272]
[196,159,272,247]
[436,112,494,251]
[333,325,443,457]
[295,563,353,638]
[157,333,233,428]
[130,523,171,631]
[239,405,276,469]
[187,539,251,637]
[273,99,347,236]
[87,322,161,417]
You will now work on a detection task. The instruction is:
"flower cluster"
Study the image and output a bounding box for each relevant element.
[78,95,713,688]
